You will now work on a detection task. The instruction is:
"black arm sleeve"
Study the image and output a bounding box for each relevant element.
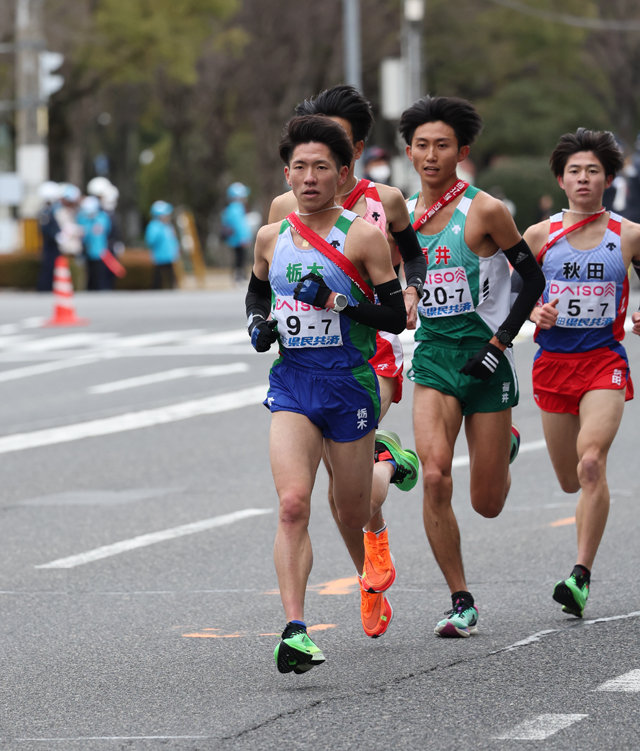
[391,224,422,262]
[633,260,640,283]
[245,272,271,330]
[499,238,546,337]
[391,225,426,292]
[341,278,407,334]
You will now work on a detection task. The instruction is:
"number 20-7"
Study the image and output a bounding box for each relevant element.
[286,316,333,335]
[422,287,463,306]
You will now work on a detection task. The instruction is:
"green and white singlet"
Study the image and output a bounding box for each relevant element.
[406,185,518,413]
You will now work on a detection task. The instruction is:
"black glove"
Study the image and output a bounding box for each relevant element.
[248,317,278,352]
[293,272,331,308]
[460,342,503,381]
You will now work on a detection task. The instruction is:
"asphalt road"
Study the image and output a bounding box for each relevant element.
[1,288,639,750]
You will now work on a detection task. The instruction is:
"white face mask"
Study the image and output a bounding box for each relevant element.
[367,164,391,183]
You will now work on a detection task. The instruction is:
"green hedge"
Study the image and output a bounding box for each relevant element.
[0,249,154,291]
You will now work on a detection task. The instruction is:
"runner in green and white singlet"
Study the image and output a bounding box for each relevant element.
[399,95,544,639]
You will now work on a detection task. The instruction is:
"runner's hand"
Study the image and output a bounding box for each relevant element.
[460,342,503,381]
[293,272,331,308]
[249,318,278,352]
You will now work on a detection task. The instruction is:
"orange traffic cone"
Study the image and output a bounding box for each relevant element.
[44,255,89,327]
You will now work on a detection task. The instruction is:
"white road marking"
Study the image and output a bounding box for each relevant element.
[596,669,640,692]
[495,714,587,740]
[89,362,249,393]
[0,385,266,454]
[14,737,215,742]
[36,508,272,569]
[492,611,640,656]
[0,353,108,382]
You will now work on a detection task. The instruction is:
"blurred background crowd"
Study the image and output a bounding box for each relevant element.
[1,0,639,290]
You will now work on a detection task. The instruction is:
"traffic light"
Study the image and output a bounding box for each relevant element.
[38,51,64,100]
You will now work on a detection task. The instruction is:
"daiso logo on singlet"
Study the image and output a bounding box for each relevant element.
[549,282,616,297]
[275,297,318,312]
[425,268,466,285]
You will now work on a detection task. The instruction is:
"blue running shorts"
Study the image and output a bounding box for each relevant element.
[265,360,381,442]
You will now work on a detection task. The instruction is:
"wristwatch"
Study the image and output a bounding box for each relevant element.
[406,279,424,298]
[495,328,514,347]
[332,293,348,313]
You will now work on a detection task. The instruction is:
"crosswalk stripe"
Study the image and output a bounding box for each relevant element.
[596,670,640,692]
[495,714,587,740]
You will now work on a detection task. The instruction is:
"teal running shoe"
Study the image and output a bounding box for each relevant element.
[434,602,479,638]
[510,425,520,464]
[274,624,325,674]
[553,574,589,618]
[374,430,420,492]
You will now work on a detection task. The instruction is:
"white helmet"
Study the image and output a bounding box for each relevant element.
[101,184,119,211]
[87,176,113,198]
[38,181,62,203]
[60,183,81,203]
[80,195,101,216]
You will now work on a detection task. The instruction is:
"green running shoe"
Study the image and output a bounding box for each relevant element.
[374,430,420,492]
[274,624,325,674]
[434,602,479,638]
[553,574,589,618]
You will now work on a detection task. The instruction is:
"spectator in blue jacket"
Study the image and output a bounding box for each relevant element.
[221,182,252,282]
[77,195,112,291]
[145,200,180,289]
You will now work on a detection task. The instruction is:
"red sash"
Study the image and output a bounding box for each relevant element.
[285,212,374,302]
[341,179,370,211]
[536,210,605,266]
[412,179,469,231]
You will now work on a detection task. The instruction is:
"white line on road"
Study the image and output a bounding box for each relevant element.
[492,610,640,656]
[35,508,272,569]
[0,353,108,382]
[495,714,587,740]
[0,385,266,455]
[89,362,249,393]
[596,669,640,692]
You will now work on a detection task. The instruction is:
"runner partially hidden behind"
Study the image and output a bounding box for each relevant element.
[269,85,426,640]
[246,114,408,673]
[399,95,545,638]
[524,128,640,619]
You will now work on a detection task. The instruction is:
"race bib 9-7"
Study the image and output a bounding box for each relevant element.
[273,296,343,348]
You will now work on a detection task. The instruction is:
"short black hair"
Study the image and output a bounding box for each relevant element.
[295,85,374,144]
[398,95,483,148]
[279,115,354,170]
[549,128,624,178]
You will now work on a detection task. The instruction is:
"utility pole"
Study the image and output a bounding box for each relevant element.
[15,0,47,219]
[402,0,425,104]
[342,0,362,91]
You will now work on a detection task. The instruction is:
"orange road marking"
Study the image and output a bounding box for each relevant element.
[182,628,243,639]
[551,516,576,527]
[183,624,337,639]
[309,576,359,595]
[265,575,359,596]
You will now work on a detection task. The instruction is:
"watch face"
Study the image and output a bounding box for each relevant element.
[334,294,348,311]
[497,330,512,345]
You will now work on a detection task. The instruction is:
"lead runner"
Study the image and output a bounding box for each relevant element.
[398,95,545,638]
[246,114,407,673]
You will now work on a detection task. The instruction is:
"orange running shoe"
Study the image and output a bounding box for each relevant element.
[361,527,396,593]
[360,585,393,638]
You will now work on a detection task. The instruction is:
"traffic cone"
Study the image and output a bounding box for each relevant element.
[44,255,89,327]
